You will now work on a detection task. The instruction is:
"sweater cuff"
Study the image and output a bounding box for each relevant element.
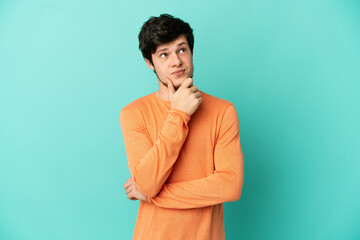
[169,108,191,123]
[146,196,153,203]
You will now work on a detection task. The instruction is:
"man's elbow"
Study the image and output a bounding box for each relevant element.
[227,187,242,202]
[227,178,243,202]
[232,188,242,201]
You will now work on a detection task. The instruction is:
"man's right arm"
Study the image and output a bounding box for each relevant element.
[120,78,202,198]
[120,107,190,198]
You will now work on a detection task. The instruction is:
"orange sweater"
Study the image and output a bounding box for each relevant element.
[120,91,244,240]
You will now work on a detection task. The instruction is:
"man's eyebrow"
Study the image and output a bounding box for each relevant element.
[177,42,187,46]
[155,42,188,54]
[156,48,168,54]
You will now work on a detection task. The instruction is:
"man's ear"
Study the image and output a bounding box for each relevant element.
[145,58,155,71]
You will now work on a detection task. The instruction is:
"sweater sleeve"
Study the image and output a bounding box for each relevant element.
[146,104,244,209]
[120,107,191,197]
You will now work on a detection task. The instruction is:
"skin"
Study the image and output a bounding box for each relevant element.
[124,177,146,201]
[124,34,202,201]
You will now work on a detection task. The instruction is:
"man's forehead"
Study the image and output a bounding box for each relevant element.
[155,35,188,52]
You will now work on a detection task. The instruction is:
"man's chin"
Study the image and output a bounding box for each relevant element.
[171,77,188,89]
[160,75,192,90]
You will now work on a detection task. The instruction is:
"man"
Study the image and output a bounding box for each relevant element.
[120,14,244,240]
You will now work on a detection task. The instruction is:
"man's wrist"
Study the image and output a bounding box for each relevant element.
[145,196,153,203]
[169,108,191,122]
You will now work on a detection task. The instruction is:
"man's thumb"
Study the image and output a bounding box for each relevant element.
[166,78,175,95]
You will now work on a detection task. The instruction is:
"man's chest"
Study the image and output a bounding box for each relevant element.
[143,108,218,182]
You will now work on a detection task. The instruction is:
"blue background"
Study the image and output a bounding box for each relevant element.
[1,0,359,239]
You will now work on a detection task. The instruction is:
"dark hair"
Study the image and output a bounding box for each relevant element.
[138,14,194,65]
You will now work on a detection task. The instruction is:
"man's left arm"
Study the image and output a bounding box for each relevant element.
[146,104,244,209]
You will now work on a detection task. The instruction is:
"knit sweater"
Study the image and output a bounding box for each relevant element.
[120,91,244,240]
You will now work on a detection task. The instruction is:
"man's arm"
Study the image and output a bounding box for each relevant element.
[120,78,202,198]
[146,104,244,209]
[120,107,190,198]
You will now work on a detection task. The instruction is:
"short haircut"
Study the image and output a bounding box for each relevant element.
[138,14,194,65]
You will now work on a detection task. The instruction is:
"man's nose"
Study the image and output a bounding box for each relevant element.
[170,53,182,67]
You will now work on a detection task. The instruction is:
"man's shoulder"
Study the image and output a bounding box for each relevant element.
[199,92,239,127]
[201,91,234,111]
[121,93,154,114]
[120,93,158,125]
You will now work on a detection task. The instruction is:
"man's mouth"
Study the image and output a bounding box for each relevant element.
[172,69,185,76]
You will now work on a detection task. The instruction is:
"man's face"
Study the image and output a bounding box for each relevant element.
[145,34,193,90]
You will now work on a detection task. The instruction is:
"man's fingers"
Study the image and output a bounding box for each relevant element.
[124,177,134,189]
[189,86,198,93]
[178,78,193,90]
[123,177,134,189]
[194,91,201,98]
[127,192,137,201]
[123,182,131,189]
[127,188,141,201]
[166,78,175,95]
[126,187,132,194]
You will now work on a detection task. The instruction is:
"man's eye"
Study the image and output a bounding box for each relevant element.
[179,49,186,53]
[160,53,167,58]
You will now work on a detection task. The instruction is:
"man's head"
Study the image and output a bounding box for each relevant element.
[138,14,194,90]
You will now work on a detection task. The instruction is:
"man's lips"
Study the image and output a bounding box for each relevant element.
[172,69,186,75]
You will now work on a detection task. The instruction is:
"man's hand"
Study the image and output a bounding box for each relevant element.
[166,78,202,116]
[123,177,146,201]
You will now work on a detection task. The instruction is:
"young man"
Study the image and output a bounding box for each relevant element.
[120,14,244,240]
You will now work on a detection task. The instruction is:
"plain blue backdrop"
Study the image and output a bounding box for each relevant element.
[1,0,359,239]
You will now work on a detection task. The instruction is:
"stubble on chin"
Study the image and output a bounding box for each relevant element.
[158,77,183,91]
[156,71,193,91]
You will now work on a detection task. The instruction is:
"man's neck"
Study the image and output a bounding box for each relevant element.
[155,79,170,101]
